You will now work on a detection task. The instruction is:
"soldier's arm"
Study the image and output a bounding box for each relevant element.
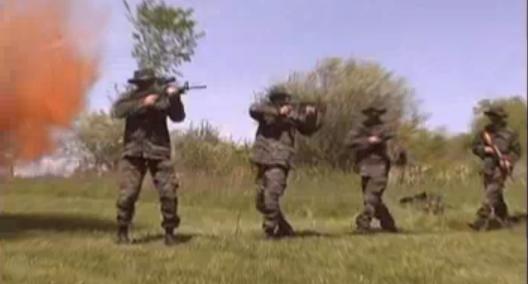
[249,102,279,123]
[507,131,522,164]
[165,95,186,122]
[471,131,488,159]
[144,85,186,122]
[111,91,146,119]
[344,128,370,150]
[290,110,323,136]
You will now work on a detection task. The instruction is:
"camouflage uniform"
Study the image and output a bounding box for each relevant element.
[112,69,185,244]
[249,88,322,238]
[344,106,397,233]
[470,107,521,230]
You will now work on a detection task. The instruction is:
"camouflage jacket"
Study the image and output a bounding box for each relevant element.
[344,121,394,176]
[472,124,521,175]
[111,84,185,160]
[249,102,322,168]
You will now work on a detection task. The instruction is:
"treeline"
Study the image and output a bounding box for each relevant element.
[64,57,526,180]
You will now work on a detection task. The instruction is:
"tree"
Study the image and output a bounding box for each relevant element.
[123,0,204,76]
[74,111,124,171]
[261,57,425,168]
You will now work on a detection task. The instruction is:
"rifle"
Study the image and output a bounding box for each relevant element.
[157,76,207,95]
[482,131,513,179]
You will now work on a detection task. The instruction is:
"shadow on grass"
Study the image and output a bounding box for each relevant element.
[0,212,116,239]
[132,233,196,245]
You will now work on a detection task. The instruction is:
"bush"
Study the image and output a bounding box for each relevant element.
[172,121,250,176]
[74,111,124,171]
[259,57,425,168]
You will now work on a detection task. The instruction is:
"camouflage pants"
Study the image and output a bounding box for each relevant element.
[475,172,508,223]
[356,175,396,230]
[255,165,292,235]
[116,156,180,229]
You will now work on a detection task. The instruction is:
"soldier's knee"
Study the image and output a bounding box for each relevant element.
[364,192,382,207]
[258,191,280,214]
[160,196,177,209]
[117,190,139,208]
[264,168,287,194]
[255,193,266,213]
[485,187,503,204]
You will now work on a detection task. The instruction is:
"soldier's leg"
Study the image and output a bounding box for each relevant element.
[277,168,293,236]
[116,157,147,230]
[371,176,397,231]
[485,177,509,226]
[255,166,266,215]
[147,159,180,232]
[261,166,289,237]
[356,175,396,232]
[471,171,509,230]
[355,176,373,231]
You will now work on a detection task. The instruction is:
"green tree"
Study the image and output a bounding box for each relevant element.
[260,57,425,168]
[74,111,124,171]
[123,0,204,76]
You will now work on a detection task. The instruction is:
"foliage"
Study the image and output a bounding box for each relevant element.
[123,0,204,76]
[260,57,425,168]
[172,121,250,176]
[74,111,124,171]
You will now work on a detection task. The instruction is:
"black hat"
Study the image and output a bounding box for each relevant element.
[484,106,508,118]
[128,68,157,84]
[361,106,387,115]
[268,86,291,100]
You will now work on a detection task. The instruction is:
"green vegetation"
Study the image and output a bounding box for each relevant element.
[124,0,204,76]
[1,170,525,283]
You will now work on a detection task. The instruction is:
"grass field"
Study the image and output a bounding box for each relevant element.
[0,171,526,284]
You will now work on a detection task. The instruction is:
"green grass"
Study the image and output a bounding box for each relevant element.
[0,171,526,284]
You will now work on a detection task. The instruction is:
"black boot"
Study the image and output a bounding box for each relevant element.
[164,228,177,246]
[277,215,295,237]
[116,226,131,244]
[378,206,398,233]
[468,218,488,231]
[354,212,373,234]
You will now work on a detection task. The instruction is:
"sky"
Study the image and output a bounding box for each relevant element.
[85,0,526,141]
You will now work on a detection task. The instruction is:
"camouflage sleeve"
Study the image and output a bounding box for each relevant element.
[111,91,146,119]
[471,131,487,159]
[290,111,323,136]
[508,131,522,164]
[249,102,279,123]
[343,128,369,150]
[166,95,186,122]
[144,86,185,122]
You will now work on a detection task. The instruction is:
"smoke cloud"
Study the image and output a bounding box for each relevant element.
[0,0,105,162]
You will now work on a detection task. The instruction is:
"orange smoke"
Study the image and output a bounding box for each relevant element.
[0,0,105,162]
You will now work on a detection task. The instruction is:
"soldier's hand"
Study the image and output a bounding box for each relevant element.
[305,106,316,115]
[143,94,159,106]
[500,159,512,171]
[484,146,495,154]
[368,136,381,144]
[166,85,179,96]
[280,105,293,116]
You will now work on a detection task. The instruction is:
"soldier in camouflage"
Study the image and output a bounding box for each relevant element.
[469,106,521,231]
[111,69,186,246]
[249,87,323,239]
[344,106,398,233]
